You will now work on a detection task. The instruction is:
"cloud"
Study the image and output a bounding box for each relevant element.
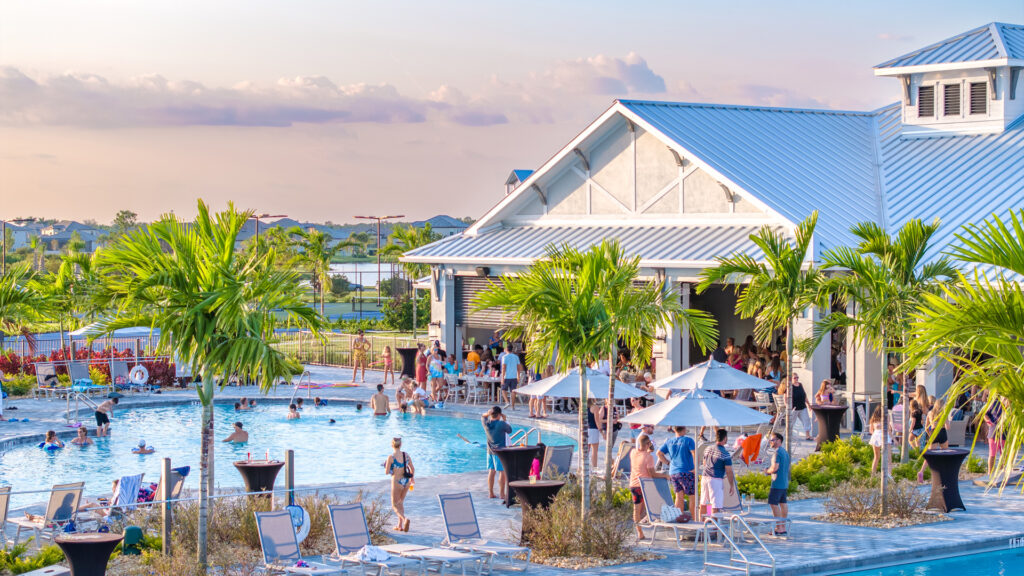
[733,84,828,108]
[542,52,666,95]
[0,67,509,128]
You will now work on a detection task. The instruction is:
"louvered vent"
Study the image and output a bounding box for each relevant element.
[969,82,988,115]
[943,84,961,116]
[918,86,935,117]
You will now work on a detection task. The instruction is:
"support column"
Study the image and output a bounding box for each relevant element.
[792,306,830,386]
[431,271,457,353]
[656,282,687,380]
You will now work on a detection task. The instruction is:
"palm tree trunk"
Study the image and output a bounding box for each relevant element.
[578,362,590,520]
[603,347,616,499]
[879,330,889,515]
[900,328,909,463]
[785,322,793,454]
[197,384,214,568]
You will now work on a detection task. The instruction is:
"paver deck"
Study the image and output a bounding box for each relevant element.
[3,365,1019,575]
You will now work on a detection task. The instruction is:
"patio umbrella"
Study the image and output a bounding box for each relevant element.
[650,359,770,391]
[620,388,771,427]
[514,367,647,399]
[70,324,157,338]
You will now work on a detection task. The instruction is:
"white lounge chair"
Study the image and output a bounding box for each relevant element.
[326,502,422,576]
[255,510,345,575]
[437,492,530,572]
[0,486,10,548]
[638,477,709,550]
[378,544,483,576]
[11,482,84,548]
[34,363,66,400]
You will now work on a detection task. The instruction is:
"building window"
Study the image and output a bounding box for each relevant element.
[969,82,988,115]
[943,83,961,116]
[918,85,935,117]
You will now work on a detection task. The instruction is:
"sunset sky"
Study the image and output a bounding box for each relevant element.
[2,0,1022,224]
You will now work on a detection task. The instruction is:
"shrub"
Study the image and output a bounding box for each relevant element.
[891,462,928,482]
[823,478,927,523]
[736,472,771,500]
[967,455,986,474]
[521,478,633,560]
[2,374,36,396]
[0,543,64,574]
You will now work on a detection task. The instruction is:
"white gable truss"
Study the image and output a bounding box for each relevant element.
[466,101,797,242]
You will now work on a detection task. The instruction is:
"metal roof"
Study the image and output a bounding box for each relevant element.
[404,223,790,265]
[877,103,1024,273]
[875,23,1024,69]
[412,215,469,229]
[619,100,883,253]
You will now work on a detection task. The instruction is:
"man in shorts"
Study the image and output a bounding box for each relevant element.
[657,425,697,520]
[482,407,512,499]
[765,432,790,534]
[700,428,735,519]
[499,345,523,410]
[95,397,118,437]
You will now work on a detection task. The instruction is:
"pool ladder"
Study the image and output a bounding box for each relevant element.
[65,392,99,425]
[288,371,313,405]
[508,427,541,446]
[702,515,775,575]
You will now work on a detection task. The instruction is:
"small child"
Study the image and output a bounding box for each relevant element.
[382,346,395,385]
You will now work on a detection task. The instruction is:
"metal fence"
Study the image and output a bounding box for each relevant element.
[275,330,423,371]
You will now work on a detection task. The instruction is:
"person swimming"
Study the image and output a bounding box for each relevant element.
[40,430,64,450]
[71,427,93,446]
[132,439,155,455]
[314,396,328,407]
[287,404,300,419]
[456,433,483,446]
[222,421,249,443]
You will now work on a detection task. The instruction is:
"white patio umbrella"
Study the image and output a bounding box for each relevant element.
[650,359,771,391]
[514,367,647,399]
[70,324,157,337]
[620,388,771,427]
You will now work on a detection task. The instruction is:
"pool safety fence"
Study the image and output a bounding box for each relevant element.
[274,330,422,370]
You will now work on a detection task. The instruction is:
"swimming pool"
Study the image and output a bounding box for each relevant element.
[839,546,1024,575]
[0,402,573,507]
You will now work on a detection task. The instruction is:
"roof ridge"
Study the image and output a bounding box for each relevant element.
[874,22,999,68]
[989,22,1011,59]
[617,99,874,117]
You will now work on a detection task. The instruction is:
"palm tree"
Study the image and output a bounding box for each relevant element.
[288,227,347,316]
[35,250,100,351]
[847,220,956,461]
[94,201,323,567]
[380,223,440,283]
[0,263,47,351]
[472,240,717,515]
[697,212,825,453]
[905,209,1024,486]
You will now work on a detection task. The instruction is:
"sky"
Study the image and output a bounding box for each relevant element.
[2,0,1022,224]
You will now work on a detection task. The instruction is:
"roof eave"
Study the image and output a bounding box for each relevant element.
[873,58,1020,76]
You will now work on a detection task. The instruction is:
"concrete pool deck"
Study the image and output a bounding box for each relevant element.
[2,365,1021,575]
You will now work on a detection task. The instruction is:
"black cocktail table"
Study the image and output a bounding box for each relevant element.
[55,532,123,576]
[492,444,545,507]
[810,404,847,450]
[234,460,285,497]
[510,480,565,545]
[923,448,969,512]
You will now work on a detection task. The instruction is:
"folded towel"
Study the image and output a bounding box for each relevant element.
[356,545,392,562]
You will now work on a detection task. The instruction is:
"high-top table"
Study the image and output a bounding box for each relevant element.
[809,404,847,450]
[492,444,546,507]
[54,532,122,576]
[396,348,418,380]
[510,480,565,544]
[923,448,969,512]
[233,460,285,497]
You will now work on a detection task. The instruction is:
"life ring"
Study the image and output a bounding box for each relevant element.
[129,365,149,385]
[286,505,311,544]
[39,442,62,451]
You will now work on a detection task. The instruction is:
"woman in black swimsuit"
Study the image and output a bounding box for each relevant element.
[917,398,949,482]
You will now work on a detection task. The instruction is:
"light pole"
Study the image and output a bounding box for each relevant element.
[1,218,32,276]
[353,215,404,305]
[249,213,287,261]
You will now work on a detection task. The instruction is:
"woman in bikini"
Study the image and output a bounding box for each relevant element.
[384,437,414,532]
[351,330,371,383]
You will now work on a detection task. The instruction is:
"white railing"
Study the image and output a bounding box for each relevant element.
[508,427,541,446]
[288,371,313,405]
[65,392,99,425]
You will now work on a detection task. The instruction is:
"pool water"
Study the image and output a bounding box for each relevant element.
[840,546,1024,575]
[0,402,573,507]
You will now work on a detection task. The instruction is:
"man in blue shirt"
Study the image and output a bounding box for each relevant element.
[482,407,513,500]
[657,426,697,520]
[765,432,790,535]
[700,428,735,518]
[499,345,523,410]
